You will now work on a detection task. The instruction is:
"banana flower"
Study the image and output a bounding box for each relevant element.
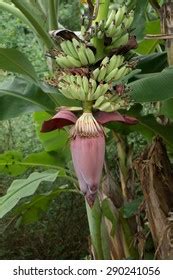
[41,110,137,207]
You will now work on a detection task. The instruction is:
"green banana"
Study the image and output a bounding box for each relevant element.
[112,33,129,48]
[66,40,79,59]
[97,66,107,82]
[82,76,89,94]
[105,10,116,28]
[85,47,96,64]
[92,68,100,80]
[123,13,134,29]
[93,84,109,99]
[78,45,88,65]
[66,55,82,67]
[112,24,124,38]
[99,101,113,112]
[115,6,126,27]
[106,55,118,73]
[105,67,119,82]
[106,55,124,74]
[108,55,124,73]
[72,38,80,53]
[101,56,109,66]
[116,66,128,80]
[56,56,72,68]
[60,41,72,57]
[106,21,117,37]
[94,95,106,107]
[87,79,97,100]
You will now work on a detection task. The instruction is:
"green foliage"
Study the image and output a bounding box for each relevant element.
[11,0,54,49]
[0,77,55,120]
[101,198,118,236]
[136,52,167,74]
[0,150,69,176]
[122,197,143,218]
[131,0,148,41]
[0,170,59,218]
[0,48,38,83]
[131,67,173,102]
[15,187,75,224]
[160,99,173,119]
[137,20,161,54]
[59,0,80,31]
[34,112,70,155]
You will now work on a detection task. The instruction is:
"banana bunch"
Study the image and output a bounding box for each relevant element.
[58,74,109,101]
[93,93,129,112]
[87,6,134,49]
[55,39,96,68]
[92,55,131,83]
[105,6,134,49]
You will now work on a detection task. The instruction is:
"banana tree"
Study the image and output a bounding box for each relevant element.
[1,0,173,260]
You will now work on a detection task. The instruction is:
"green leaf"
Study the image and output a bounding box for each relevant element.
[34,111,70,154]
[132,0,148,41]
[160,99,173,119]
[108,106,173,148]
[131,67,173,102]
[0,1,35,32]
[132,115,173,148]
[136,52,167,74]
[0,48,38,83]
[0,76,80,120]
[11,0,54,49]
[24,151,65,169]
[15,187,74,224]
[0,77,55,120]
[136,20,161,54]
[0,150,66,176]
[0,170,59,218]
[101,198,118,237]
[121,197,143,218]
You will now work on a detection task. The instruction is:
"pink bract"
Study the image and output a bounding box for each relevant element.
[70,134,105,207]
[94,111,138,125]
[41,110,77,132]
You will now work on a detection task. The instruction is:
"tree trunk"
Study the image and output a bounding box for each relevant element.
[135,137,173,259]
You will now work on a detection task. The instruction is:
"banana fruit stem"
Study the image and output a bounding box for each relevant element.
[83,101,93,112]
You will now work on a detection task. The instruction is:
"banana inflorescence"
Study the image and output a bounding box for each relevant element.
[51,4,135,113]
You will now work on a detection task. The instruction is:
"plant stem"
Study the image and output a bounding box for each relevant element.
[85,198,104,259]
[48,0,58,30]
